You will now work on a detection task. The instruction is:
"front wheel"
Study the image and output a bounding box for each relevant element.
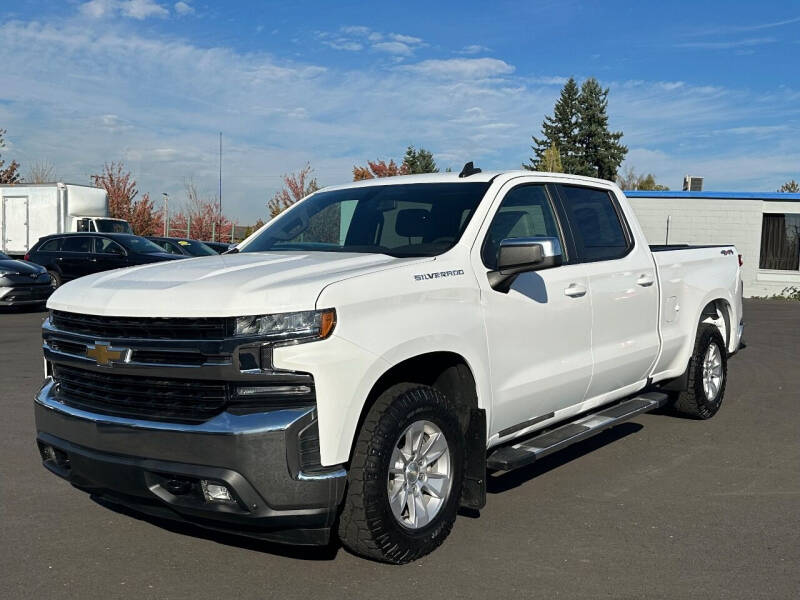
[671,324,728,419]
[338,384,464,564]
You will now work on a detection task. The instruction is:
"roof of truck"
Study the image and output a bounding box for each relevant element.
[320,169,621,192]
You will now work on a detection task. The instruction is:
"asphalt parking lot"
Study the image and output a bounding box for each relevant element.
[1,299,798,599]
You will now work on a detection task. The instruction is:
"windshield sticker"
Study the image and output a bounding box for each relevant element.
[178,241,191,246]
[414,269,465,281]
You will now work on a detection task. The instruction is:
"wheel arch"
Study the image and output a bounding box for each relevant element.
[699,296,733,352]
[346,351,481,466]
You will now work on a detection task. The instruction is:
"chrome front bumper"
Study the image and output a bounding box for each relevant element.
[35,379,346,545]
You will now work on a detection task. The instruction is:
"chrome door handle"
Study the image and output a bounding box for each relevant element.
[636,274,655,287]
[564,283,587,298]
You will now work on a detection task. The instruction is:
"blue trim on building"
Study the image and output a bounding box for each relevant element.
[624,190,800,201]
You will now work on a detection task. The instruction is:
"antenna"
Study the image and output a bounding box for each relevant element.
[458,161,482,178]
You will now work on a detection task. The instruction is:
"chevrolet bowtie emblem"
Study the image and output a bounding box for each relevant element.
[86,342,128,366]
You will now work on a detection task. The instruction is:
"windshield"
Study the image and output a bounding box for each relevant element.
[241,182,491,257]
[96,219,132,234]
[176,239,217,256]
[119,236,172,254]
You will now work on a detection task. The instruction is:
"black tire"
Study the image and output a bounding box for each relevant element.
[671,324,727,419]
[47,270,62,289]
[338,384,464,564]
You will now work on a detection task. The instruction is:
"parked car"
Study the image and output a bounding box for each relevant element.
[35,167,743,563]
[0,251,52,306]
[146,236,218,257]
[26,232,185,288]
[203,241,235,254]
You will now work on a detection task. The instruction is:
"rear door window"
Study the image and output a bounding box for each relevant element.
[558,186,630,262]
[61,236,93,253]
[38,238,61,252]
[94,237,125,255]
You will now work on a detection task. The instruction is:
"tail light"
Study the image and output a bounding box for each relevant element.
[738,254,743,267]
[24,253,30,261]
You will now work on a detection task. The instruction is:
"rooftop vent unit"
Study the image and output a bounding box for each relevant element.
[683,175,703,192]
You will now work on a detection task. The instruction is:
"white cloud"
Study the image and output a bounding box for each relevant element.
[321,39,363,51]
[372,41,413,56]
[173,2,194,16]
[79,0,169,20]
[78,0,115,18]
[320,26,426,56]
[676,37,776,50]
[123,0,168,19]
[458,44,490,55]
[390,33,423,45]
[401,58,515,79]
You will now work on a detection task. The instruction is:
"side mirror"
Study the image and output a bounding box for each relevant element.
[487,236,563,293]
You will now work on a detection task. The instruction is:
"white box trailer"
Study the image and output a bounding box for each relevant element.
[0,183,131,255]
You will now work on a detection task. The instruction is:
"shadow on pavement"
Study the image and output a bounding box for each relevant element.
[92,496,342,562]
[487,422,644,494]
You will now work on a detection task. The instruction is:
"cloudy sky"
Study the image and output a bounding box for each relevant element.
[1,0,798,223]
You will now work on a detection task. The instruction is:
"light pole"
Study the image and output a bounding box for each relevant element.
[162,193,169,236]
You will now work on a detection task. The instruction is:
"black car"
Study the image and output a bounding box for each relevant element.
[0,251,53,306]
[26,233,185,288]
[146,236,218,257]
[203,241,235,254]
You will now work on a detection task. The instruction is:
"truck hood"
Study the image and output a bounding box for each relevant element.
[47,251,428,317]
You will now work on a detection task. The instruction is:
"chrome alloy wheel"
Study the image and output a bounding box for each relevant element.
[387,420,452,530]
[702,343,723,401]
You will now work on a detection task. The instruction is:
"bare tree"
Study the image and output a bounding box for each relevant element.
[26,160,57,183]
[0,128,22,184]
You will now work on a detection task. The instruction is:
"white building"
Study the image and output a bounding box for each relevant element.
[627,191,800,298]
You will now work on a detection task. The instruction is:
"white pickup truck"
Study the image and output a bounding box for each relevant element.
[36,167,744,564]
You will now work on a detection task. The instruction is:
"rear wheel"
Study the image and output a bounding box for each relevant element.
[672,324,727,419]
[338,384,464,564]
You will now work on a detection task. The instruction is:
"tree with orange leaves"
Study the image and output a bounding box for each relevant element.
[268,163,320,218]
[353,146,438,181]
[90,162,165,236]
[352,159,409,181]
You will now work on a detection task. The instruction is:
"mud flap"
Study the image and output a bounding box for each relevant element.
[461,408,486,510]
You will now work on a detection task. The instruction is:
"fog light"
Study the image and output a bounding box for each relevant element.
[200,480,235,503]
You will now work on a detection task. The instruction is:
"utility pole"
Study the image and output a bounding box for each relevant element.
[219,132,222,208]
[162,193,169,236]
[219,132,222,244]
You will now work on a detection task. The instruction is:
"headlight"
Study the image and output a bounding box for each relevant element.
[233,308,336,342]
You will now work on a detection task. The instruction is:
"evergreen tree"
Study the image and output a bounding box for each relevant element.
[575,78,627,180]
[526,77,580,172]
[402,146,438,174]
